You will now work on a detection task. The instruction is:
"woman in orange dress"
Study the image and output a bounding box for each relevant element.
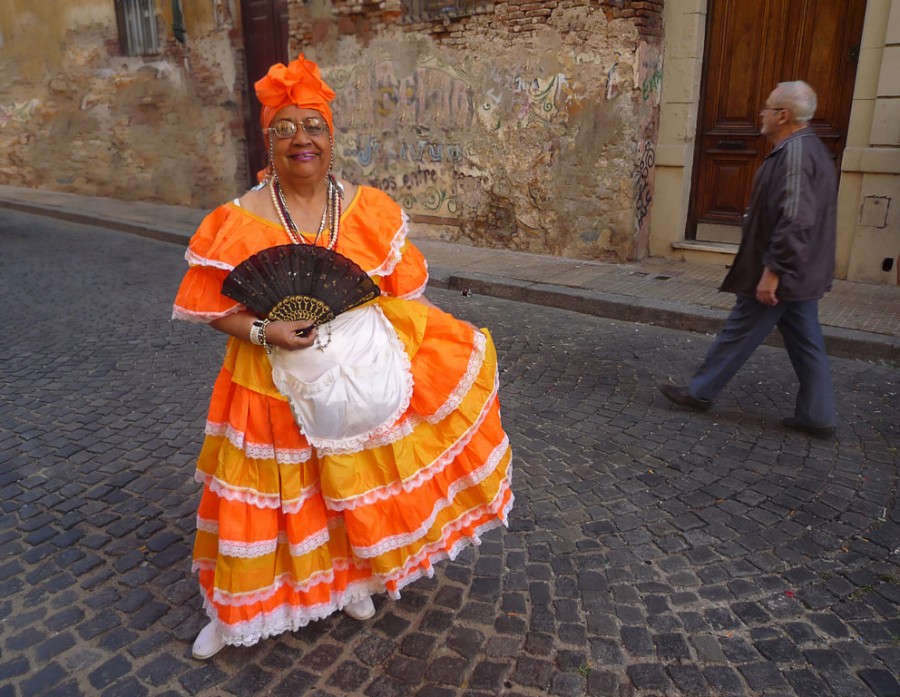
[172,54,513,659]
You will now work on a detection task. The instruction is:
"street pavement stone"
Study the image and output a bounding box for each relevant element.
[0,208,898,696]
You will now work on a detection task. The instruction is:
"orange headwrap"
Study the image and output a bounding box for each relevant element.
[255,53,336,135]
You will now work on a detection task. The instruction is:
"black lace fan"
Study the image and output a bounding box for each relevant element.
[221,245,380,325]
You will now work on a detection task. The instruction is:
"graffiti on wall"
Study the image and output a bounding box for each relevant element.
[633,139,655,231]
[479,72,569,132]
[514,73,569,125]
[341,134,466,216]
[0,98,40,128]
[344,136,465,168]
[341,135,463,217]
[374,61,475,129]
[632,42,662,255]
[330,56,574,218]
[641,66,663,101]
[637,42,663,105]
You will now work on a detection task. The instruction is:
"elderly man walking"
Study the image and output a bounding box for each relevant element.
[659,80,837,439]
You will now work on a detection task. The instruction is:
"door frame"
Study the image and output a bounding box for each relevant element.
[239,0,291,187]
[647,0,884,280]
[684,0,866,243]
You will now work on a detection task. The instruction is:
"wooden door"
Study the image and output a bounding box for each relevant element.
[688,0,866,242]
[240,0,290,185]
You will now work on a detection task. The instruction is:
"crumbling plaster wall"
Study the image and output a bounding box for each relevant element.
[0,0,245,209]
[297,0,663,261]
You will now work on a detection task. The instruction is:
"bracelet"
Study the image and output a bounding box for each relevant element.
[258,319,271,354]
[249,320,264,346]
[249,319,272,354]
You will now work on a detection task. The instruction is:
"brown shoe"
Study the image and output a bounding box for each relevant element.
[782,417,835,439]
[658,384,712,412]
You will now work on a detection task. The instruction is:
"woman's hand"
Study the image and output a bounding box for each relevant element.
[210,312,317,351]
[265,320,317,351]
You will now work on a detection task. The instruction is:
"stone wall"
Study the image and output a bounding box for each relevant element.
[292,0,665,261]
[0,0,245,209]
[0,0,665,260]
[838,0,900,285]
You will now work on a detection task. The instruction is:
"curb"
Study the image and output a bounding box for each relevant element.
[440,272,898,365]
[0,198,193,246]
[3,198,896,365]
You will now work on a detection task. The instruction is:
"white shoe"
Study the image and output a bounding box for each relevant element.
[192,621,226,660]
[342,596,375,620]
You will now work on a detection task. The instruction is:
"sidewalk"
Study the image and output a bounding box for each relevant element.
[2,184,897,363]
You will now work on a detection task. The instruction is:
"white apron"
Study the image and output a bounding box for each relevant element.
[268,304,413,454]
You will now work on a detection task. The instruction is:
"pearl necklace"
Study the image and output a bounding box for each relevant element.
[269,173,342,249]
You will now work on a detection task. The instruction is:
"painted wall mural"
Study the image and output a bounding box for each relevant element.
[0,98,41,128]
[327,51,579,222]
[319,18,661,259]
[342,133,466,216]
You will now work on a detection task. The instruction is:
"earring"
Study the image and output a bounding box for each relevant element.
[328,134,335,173]
[266,136,276,182]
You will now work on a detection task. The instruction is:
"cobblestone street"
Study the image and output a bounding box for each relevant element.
[1,209,898,696]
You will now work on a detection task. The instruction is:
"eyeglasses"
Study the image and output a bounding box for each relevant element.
[761,106,785,113]
[268,117,328,139]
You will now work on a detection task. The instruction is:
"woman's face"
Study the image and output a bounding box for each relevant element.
[269,106,332,182]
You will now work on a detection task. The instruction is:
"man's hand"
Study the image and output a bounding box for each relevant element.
[756,267,780,306]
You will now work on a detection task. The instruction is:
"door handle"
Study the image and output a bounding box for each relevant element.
[717,140,745,149]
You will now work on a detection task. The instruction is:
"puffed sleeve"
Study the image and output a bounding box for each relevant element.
[171,206,244,323]
[340,187,430,300]
[379,237,429,300]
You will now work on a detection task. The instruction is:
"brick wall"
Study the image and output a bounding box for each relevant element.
[293,0,664,43]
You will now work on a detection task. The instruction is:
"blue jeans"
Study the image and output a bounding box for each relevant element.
[689,295,835,426]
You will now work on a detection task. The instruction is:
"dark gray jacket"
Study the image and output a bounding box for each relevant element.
[721,128,837,301]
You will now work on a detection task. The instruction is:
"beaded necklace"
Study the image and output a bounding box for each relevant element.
[269,173,342,249]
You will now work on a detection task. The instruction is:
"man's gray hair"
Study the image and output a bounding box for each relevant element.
[775,81,817,124]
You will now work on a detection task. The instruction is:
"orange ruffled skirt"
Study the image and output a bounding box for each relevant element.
[192,296,513,646]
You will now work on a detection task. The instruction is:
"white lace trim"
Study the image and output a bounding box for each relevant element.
[368,211,407,278]
[201,577,384,647]
[210,556,369,607]
[196,487,513,647]
[196,517,219,535]
[289,527,331,557]
[214,525,331,560]
[193,459,513,647]
[383,471,515,595]
[206,420,313,464]
[280,482,322,515]
[351,435,510,558]
[192,557,216,573]
[196,472,282,509]
[185,247,235,272]
[302,305,416,455]
[427,330,487,424]
[213,568,334,608]
[197,468,321,515]
[194,470,321,514]
[219,533,284,558]
[351,412,420,452]
[171,303,243,324]
[325,375,500,512]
